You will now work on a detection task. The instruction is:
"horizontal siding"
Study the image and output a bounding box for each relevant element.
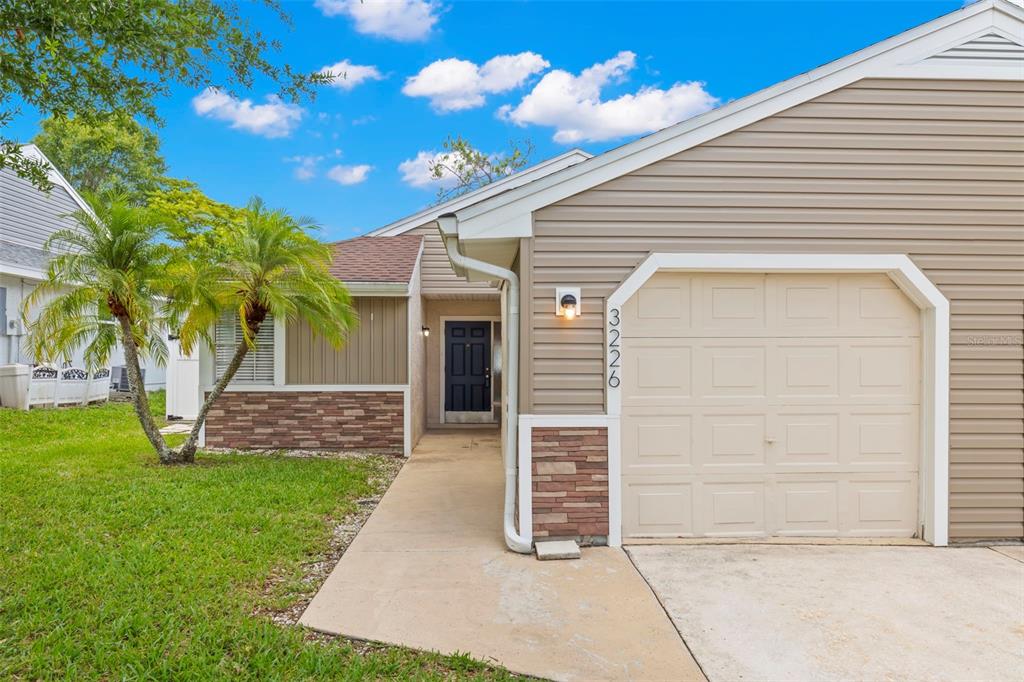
[924,33,1024,66]
[411,224,496,294]
[0,168,82,251]
[529,78,1024,540]
[286,297,407,384]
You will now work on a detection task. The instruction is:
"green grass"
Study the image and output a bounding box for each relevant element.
[0,394,514,680]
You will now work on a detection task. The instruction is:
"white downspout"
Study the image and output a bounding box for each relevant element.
[440,216,531,554]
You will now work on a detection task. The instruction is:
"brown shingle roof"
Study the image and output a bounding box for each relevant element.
[328,234,423,284]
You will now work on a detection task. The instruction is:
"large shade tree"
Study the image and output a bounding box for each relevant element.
[33,113,241,241]
[32,114,168,201]
[25,193,175,461]
[169,198,357,462]
[1,0,332,189]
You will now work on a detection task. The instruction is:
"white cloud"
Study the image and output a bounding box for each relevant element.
[327,164,373,185]
[315,0,440,41]
[499,51,718,143]
[398,150,459,188]
[192,88,303,138]
[403,52,549,112]
[287,155,321,181]
[319,60,384,90]
[284,149,342,180]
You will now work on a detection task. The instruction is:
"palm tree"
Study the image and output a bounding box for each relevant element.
[170,198,356,462]
[25,192,174,462]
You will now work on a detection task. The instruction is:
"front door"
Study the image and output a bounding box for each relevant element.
[445,321,491,414]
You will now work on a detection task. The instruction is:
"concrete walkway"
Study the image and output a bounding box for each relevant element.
[629,544,1024,682]
[300,431,703,682]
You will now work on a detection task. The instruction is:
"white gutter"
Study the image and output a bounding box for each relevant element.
[439,215,531,554]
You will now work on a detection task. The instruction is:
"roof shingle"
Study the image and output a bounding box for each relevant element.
[328,234,423,285]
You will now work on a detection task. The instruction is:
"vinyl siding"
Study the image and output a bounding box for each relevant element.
[528,78,1024,541]
[0,167,82,251]
[410,224,497,294]
[286,296,408,385]
[923,32,1024,67]
[408,265,427,445]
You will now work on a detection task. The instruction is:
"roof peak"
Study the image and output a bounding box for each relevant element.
[366,148,592,237]
[446,0,1023,243]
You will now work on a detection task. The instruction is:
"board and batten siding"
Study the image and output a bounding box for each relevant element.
[410,224,497,294]
[527,78,1024,541]
[286,296,408,385]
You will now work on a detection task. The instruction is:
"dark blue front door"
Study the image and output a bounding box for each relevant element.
[445,321,491,412]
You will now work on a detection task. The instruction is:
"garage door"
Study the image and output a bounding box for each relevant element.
[621,273,921,538]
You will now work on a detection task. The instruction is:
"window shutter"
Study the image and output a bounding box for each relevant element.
[214,313,276,384]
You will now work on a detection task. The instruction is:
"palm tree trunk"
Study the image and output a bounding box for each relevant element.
[116,315,173,463]
[177,333,254,462]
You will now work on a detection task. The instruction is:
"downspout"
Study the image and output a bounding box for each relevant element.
[439,215,531,554]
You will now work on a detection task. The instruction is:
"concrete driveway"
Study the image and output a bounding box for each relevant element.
[300,431,702,681]
[628,544,1024,681]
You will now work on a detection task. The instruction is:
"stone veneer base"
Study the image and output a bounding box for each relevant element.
[531,426,609,545]
[204,390,403,451]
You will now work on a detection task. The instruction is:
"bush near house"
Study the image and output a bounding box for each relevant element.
[0,394,515,680]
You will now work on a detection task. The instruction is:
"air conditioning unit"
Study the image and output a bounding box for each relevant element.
[110,366,145,392]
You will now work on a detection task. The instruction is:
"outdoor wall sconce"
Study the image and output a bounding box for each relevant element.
[555,287,581,320]
[421,326,431,337]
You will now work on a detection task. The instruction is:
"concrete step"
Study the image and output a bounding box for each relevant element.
[535,539,581,561]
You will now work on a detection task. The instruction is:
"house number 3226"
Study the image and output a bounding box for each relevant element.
[607,307,621,388]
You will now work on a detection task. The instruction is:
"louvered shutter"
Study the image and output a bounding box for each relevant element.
[214,314,275,384]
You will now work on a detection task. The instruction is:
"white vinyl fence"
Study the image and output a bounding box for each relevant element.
[27,365,110,408]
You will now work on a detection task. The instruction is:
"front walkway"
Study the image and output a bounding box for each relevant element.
[300,431,703,681]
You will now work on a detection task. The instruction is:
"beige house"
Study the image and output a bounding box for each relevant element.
[203,0,1023,551]
[199,149,591,454]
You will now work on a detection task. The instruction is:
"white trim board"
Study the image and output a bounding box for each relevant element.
[367,150,591,237]
[403,388,412,457]
[204,383,409,393]
[404,252,422,456]
[450,0,1024,243]
[517,414,619,547]
[0,263,46,280]
[19,144,96,218]
[601,253,950,548]
[518,414,620,546]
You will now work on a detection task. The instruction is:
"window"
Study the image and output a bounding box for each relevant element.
[214,314,275,384]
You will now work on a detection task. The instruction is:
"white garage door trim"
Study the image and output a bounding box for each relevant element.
[605,253,949,548]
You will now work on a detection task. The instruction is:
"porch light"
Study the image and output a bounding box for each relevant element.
[561,294,578,320]
[555,287,582,320]
[421,326,431,337]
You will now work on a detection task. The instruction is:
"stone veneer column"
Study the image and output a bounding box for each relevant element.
[531,426,609,544]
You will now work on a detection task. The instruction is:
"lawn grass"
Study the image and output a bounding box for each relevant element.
[0,394,515,680]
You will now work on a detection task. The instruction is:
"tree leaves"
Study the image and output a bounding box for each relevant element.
[0,0,331,189]
[428,135,534,204]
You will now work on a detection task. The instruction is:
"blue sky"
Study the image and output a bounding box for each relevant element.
[10,0,964,241]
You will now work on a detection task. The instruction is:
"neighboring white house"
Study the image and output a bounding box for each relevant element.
[0,144,166,392]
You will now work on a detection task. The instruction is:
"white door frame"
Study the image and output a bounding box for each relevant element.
[604,253,950,547]
[439,315,501,425]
